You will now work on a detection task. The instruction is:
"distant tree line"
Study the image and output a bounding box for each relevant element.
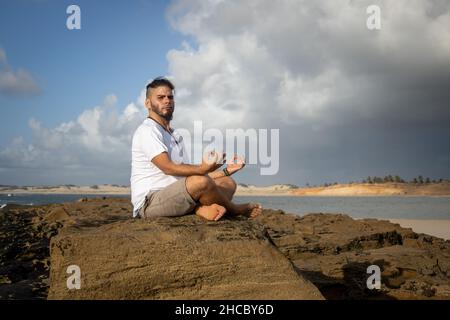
[362,175,447,184]
[309,175,449,188]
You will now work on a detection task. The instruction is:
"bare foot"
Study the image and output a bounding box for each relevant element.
[234,203,263,218]
[195,204,226,221]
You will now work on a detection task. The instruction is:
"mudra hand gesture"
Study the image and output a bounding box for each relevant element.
[200,150,225,173]
[226,155,246,175]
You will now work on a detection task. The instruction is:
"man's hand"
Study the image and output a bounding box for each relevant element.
[200,151,225,174]
[226,155,246,175]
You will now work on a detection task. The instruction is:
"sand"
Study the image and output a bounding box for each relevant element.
[291,182,450,196]
[388,219,450,240]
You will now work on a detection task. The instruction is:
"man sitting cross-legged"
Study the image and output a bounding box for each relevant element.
[130,77,262,221]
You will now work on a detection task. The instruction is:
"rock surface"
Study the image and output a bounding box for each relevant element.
[47,212,322,299]
[0,204,59,299]
[1,198,449,300]
[256,210,450,299]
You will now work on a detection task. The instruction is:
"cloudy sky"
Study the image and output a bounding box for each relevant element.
[0,0,449,187]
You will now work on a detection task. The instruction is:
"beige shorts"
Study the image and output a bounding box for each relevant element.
[138,178,198,218]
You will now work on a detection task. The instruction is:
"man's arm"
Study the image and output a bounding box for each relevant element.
[208,170,227,180]
[152,152,222,177]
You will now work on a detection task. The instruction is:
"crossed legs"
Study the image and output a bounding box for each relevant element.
[186,175,262,221]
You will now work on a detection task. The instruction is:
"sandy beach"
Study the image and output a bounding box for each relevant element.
[290,182,450,196]
[388,219,450,241]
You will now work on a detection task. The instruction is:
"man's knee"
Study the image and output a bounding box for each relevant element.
[186,175,215,195]
[217,176,237,193]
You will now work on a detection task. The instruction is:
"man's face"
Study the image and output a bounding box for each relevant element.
[146,85,175,121]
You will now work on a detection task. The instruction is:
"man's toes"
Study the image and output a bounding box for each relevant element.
[249,204,262,218]
[250,211,259,218]
[214,210,225,221]
[213,205,226,221]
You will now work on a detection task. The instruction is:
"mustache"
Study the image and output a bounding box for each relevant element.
[151,103,174,111]
[152,106,173,121]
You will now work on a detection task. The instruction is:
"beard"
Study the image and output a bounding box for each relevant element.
[151,102,174,121]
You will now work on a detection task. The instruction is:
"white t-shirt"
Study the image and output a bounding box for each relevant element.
[130,118,189,217]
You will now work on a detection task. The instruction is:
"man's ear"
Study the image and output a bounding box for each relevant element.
[145,98,152,110]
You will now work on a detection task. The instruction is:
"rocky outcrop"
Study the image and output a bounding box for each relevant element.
[0,200,130,299]
[47,207,323,299]
[256,210,450,299]
[1,198,449,300]
[0,204,60,299]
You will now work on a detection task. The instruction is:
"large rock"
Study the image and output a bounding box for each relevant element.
[47,202,323,300]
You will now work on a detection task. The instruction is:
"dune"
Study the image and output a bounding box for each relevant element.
[290,182,450,197]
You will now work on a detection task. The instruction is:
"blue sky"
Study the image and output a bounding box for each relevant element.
[0,0,185,144]
[1,0,449,186]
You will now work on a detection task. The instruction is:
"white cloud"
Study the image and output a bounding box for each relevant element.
[0,93,147,182]
[164,0,450,184]
[0,68,41,97]
[166,0,450,129]
[0,47,41,97]
[168,32,283,129]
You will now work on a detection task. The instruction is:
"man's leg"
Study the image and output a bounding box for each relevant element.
[193,176,237,220]
[213,176,237,200]
[186,175,262,220]
[140,178,197,218]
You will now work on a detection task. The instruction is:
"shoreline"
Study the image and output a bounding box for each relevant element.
[2,193,449,240]
[2,190,450,197]
[0,191,131,195]
[2,182,450,197]
[387,219,450,241]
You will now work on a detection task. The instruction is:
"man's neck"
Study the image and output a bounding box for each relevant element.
[148,112,171,131]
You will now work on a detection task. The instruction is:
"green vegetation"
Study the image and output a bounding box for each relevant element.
[316,176,449,188]
[362,175,446,184]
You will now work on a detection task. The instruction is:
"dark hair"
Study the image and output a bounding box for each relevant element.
[146,77,175,98]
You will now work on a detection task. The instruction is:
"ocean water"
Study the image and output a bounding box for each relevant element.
[0,194,129,207]
[235,196,450,220]
[1,193,449,220]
